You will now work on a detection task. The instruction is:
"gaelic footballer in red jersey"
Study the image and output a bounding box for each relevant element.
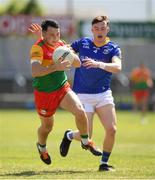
[30,19,102,165]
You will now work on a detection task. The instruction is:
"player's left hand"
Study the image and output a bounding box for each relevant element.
[82,58,100,69]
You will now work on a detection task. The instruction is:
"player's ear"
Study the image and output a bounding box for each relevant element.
[42,31,45,37]
[107,26,110,33]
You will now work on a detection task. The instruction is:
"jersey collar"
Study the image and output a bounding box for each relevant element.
[93,37,110,47]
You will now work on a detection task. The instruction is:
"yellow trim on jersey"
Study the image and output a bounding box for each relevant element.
[94,37,110,47]
[30,45,43,64]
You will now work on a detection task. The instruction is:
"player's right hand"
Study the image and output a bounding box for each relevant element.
[55,59,71,71]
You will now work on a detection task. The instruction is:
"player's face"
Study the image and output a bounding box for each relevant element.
[42,27,60,46]
[91,21,109,43]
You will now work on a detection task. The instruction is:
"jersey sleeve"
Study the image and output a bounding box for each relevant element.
[30,45,43,64]
[112,46,122,59]
[130,69,137,81]
[71,39,80,53]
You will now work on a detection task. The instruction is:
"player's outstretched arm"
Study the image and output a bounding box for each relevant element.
[28,23,42,39]
[82,56,121,73]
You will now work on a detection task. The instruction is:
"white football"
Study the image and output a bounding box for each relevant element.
[52,46,74,64]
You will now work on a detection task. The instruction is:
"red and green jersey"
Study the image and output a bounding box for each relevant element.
[30,39,67,92]
[130,67,152,90]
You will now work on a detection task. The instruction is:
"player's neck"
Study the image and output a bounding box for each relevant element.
[42,39,55,47]
[93,37,110,47]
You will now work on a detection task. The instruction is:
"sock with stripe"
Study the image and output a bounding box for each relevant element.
[38,143,46,152]
[80,134,89,145]
[100,151,111,165]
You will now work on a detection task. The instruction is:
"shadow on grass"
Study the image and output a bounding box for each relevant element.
[0,169,91,177]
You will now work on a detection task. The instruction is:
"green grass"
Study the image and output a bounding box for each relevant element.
[0,109,155,179]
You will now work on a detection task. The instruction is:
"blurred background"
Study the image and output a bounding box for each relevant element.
[0,0,155,110]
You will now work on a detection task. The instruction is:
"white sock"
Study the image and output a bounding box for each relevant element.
[38,144,46,152]
[81,138,89,145]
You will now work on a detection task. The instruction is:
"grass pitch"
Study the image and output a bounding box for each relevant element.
[0,109,155,179]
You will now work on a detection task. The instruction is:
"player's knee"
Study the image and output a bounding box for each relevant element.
[44,125,53,133]
[75,106,86,119]
[106,126,117,136]
[41,122,53,133]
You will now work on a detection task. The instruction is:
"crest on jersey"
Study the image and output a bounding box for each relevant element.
[103,46,113,54]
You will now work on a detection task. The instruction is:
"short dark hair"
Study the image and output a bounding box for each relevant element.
[91,16,109,26]
[41,19,59,31]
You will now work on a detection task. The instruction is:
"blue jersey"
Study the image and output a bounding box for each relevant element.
[71,37,122,94]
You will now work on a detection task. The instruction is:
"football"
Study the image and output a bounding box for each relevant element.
[52,46,74,64]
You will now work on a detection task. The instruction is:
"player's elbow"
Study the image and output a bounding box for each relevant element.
[31,69,40,77]
[116,66,122,73]
[72,60,81,68]
[32,72,37,78]
[113,65,122,73]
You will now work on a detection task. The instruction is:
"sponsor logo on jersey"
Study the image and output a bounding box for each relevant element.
[93,49,97,53]
[102,86,106,90]
[82,42,90,49]
[47,52,52,57]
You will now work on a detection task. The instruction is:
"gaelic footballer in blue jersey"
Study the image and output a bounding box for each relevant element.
[60,15,122,171]
[71,37,122,94]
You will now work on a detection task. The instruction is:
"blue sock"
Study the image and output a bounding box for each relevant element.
[101,151,111,165]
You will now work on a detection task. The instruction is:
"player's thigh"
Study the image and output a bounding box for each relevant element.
[96,104,117,130]
[59,90,84,114]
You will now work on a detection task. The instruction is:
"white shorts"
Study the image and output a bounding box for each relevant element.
[77,90,115,113]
